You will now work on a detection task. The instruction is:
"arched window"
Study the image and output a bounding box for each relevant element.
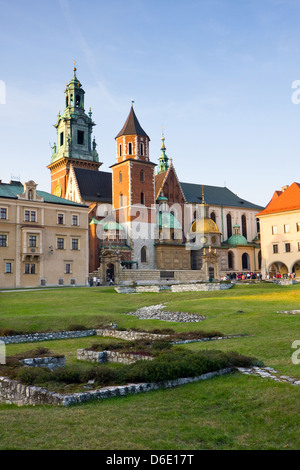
[193,210,197,220]
[140,170,145,182]
[256,218,260,233]
[210,212,216,222]
[28,189,34,200]
[241,215,247,239]
[140,192,145,205]
[258,250,262,270]
[128,142,132,155]
[140,143,144,156]
[242,253,250,270]
[141,246,147,263]
[119,193,123,207]
[228,251,234,269]
[227,214,232,239]
[119,171,122,183]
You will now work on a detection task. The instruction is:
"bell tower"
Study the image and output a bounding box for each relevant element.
[110,103,157,268]
[47,63,101,198]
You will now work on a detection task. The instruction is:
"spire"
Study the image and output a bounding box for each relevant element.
[157,130,169,174]
[115,105,149,139]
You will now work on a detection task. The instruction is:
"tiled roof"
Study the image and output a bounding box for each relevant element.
[73,168,112,203]
[180,182,264,210]
[257,182,300,216]
[0,181,87,207]
[155,171,168,199]
[115,106,149,139]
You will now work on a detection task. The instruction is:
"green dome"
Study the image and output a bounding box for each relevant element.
[157,211,182,229]
[227,233,248,246]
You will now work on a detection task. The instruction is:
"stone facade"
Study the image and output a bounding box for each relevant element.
[0,180,89,288]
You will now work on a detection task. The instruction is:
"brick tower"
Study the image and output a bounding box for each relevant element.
[110,103,157,268]
[47,64,101,198]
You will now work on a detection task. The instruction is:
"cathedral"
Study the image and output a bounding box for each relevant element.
[48,66,263,285]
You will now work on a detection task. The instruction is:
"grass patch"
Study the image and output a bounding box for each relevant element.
[0,283,300,449]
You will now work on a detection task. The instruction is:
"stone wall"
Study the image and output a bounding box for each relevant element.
[0,368,234,406]
[171,283,233,292]
[118,269,204,285]
[96,328,169,341]
[115,282,233,293]
[20,356,65,370]
[0,329,96,345]
[77,349,153,365]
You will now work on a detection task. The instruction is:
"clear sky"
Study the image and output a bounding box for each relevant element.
[1,0,300,207]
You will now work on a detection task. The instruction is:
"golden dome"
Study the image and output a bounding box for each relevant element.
[191,218,221,234]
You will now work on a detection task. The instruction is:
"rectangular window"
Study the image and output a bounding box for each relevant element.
[128,142,132,155]
[284,224,290,233]
[77,130,84,145]
[273,244,278,254]
[72,238,79,250]
[0,208,7,219]
[297,223,300,232]
[29,235,37,248]
[272,226,277,235]
[57,213,64,225]
[72,215,78,226]
[0,235,7,247]
[65,263,71,274]
[5,262,11,274]
[57,238,64,250]
[24,210,36,222]
[60,132,64,146]
[25,264,35,274]
[285,243,291,252]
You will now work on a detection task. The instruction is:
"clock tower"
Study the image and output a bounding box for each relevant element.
[110,104,157,268]
[47,64,101,198]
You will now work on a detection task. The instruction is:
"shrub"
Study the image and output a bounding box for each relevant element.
[67,324,88,331]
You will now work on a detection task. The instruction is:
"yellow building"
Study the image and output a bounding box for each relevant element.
[0,179,89,288]
[257,182,300,278]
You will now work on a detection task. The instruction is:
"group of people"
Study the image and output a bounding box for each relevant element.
[222,272,262,281]
[266,272,296,280]
[89,277,114,286]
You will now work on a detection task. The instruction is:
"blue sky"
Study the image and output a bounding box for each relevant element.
[1,0,300,207]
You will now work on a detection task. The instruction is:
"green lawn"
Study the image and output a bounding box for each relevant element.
[0,283,299,450]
